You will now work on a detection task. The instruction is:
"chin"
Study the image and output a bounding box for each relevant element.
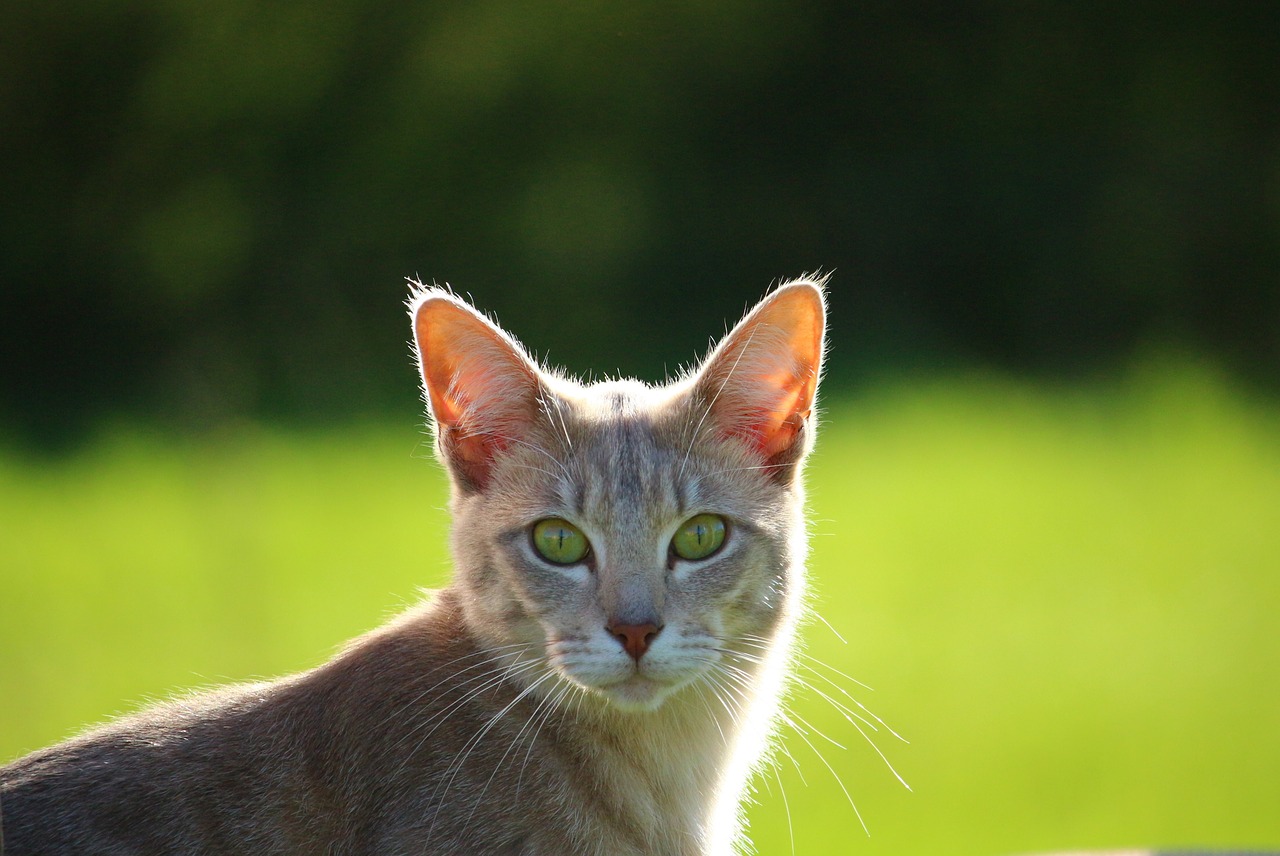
[600,673,697,713]
[602,678,670,712]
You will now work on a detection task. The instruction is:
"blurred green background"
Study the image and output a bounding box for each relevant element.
[1,2,1278,854]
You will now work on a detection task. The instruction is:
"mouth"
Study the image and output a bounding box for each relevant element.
[547,643,713,713]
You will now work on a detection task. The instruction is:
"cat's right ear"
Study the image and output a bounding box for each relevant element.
[689,278,827,484]
[410,289,543,492]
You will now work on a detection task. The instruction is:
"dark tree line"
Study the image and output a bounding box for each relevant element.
[2,1,1276,446]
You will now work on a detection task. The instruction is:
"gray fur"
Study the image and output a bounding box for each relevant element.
[1,278,828,855]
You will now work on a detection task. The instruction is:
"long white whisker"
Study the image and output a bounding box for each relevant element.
[794,661,907,744]
[386,643,534,728]
[701,670,746,729]
[788,710,847,751]
[774,722,809,787]
[423,669,559,846]
[693,680,729,745]
[515,681,579,799]
[394,658,545,776]
[462,675,572,834]
[849,716,912,792]
[779,711,869,837]
[391,651,540,750]
[810,611,848,645]
[772,764,796,856]
[789,674,881,733]
[794,650,875,694]
[730,629,911,823]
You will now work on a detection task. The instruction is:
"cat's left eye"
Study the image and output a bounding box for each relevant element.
[671,513,727,561]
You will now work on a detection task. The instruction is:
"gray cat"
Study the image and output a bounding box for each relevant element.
[1,278,827,855]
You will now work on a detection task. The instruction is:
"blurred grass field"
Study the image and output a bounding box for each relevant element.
[2,360,1278,855]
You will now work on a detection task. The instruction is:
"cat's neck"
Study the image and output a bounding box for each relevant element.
[570,691,730,850]
[388,588,796,855]
[530,649,778,855]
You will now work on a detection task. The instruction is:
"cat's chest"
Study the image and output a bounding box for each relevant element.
[566,716,721,854]
[375,695,715,856]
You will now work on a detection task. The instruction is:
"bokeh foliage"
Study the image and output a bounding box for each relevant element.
[2,5,1278,852]
[2,2,1278,445]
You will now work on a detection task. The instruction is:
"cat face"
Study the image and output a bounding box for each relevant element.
[411,281,825,712]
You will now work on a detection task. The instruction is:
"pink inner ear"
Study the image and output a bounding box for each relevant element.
[755,370,815,458]
[412,294,541,487]
[698,283,825,463]
[425,361,467,429]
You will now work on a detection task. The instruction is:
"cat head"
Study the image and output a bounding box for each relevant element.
[409,279,826,711]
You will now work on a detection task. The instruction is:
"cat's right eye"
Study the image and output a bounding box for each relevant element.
[531,518,591,565]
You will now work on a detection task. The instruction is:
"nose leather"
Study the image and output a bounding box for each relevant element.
[606,621,661,661]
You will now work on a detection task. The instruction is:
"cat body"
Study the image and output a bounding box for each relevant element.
[3,594,722,855]
[1,278,827,855]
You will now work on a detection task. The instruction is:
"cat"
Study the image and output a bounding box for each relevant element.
[0,276,828,855]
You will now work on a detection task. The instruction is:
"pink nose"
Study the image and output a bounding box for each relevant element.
[607,621,661,661]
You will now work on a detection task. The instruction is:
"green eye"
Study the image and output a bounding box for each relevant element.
[671,514,727,561]
[532,518,590,565]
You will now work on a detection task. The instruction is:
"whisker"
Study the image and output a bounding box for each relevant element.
[792,664,907,745]
[393,658,545,776]
[700,671,746,730]
[848,716,912,792]
[794,650,876,694]
[385,642,535,725]
[773,722,809,788]
[786,674,881,733]
[692,680,729,745]
[778,711,869,837]
[730,629,912,812]
[423,669,560,846]
[735,638,912,784]
[389,647,538,745]
[809,611,848,645]
[462,675,572,834]
[801,667,908,744]
[771,764,796,856]
[788,710,847,751]
[514,681,580,799]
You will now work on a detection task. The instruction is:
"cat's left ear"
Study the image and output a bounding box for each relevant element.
[690,278,827,483]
